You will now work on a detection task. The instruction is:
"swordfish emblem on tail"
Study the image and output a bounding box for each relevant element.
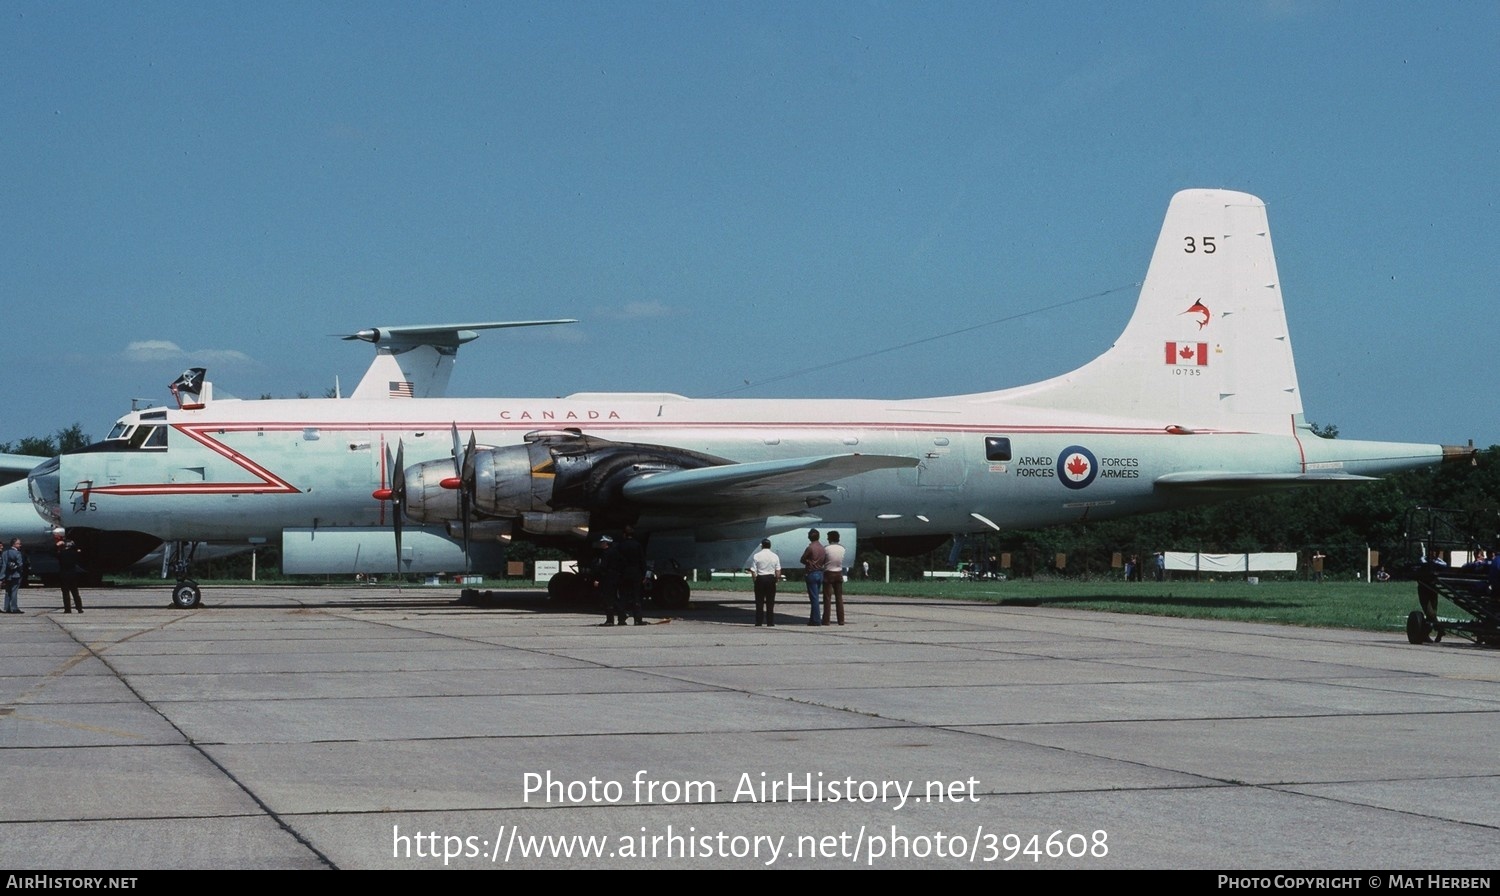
[1181,300,1211,329]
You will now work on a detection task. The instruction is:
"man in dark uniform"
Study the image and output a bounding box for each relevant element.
[2,537,24,614]
[56,531,84,613]
[612,525,648,626]
[596,535,621,626]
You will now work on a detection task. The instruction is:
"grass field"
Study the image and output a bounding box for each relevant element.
[858,578,1429,633]
[692,576,1437,634]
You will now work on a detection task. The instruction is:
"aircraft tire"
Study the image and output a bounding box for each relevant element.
[656,575,690,610]
[172,581,202,610]
[1405,610,1429,645]
[547,571,587,603]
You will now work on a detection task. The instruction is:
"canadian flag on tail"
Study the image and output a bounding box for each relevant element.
[1165,342,1208,366]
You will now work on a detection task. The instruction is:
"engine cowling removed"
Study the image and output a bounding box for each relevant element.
[402,430,730,536]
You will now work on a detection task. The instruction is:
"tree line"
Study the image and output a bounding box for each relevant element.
[0,424,91,458]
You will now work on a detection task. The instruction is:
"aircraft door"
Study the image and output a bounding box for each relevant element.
[900,434,967,488]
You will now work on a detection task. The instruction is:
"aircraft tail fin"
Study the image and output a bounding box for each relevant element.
[995,189,1303,433]
[351,346,452,399]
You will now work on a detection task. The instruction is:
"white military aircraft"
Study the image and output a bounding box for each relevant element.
[29,189,1467,608]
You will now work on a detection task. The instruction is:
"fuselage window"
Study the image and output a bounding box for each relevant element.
[985,436,1012,462]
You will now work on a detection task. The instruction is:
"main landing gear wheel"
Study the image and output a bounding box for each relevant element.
[654,575,691,610]
[171,581,202,609]
[547,571,591,604]
[1405,610,1431,645]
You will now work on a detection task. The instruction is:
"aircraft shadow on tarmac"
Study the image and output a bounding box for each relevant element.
[43,583,1294,617]
[56,583,747,615]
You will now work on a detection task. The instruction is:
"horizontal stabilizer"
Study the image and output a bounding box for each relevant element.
[346,319,577,400]
[339,319,577,349]
[622,454,918,505]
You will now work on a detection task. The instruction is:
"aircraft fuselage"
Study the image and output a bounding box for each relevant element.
[36,392,1440,550]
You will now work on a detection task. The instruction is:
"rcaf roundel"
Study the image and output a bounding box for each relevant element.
[1056,445,1098,490]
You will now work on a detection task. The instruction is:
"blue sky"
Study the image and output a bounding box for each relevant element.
[4,2,1497,449]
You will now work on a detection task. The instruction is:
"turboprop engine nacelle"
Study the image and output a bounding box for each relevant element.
[404,441,537,524]
[402,431,731,531]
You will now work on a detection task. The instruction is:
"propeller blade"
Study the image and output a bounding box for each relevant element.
[460,431,478,573]
[387,441,405,504]
[391,441,406,575]
[463,431,478,486]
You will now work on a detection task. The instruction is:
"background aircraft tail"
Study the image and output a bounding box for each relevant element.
[345,319,577,400]
[992,189,1304,434]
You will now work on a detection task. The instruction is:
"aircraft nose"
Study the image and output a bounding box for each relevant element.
[27,456,62,525]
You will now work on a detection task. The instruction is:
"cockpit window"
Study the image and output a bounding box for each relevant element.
[71,417,172,455]
[129,425,167,450]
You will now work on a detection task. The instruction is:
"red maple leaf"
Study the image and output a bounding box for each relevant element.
[1178,345,1196,360]
[1067,455,1089,477]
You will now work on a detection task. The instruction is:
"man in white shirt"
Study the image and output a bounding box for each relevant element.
[822,530,847,625]
[746,539,782,626]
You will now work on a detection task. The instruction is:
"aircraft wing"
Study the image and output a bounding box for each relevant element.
[1155,471,1380,491]
[0,453,45,487]
[621,454,919,506]
[0,453,44,475]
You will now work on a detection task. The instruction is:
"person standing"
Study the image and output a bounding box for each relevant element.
[56,533,84,613]
[2,537,25,614]
[613,525,648,626]
[822,530,846,625]
[595,535,621,626]
[746,539,781,626]
[800,529,826,626]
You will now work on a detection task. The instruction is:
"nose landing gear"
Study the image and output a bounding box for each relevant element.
[166,541,202,609]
